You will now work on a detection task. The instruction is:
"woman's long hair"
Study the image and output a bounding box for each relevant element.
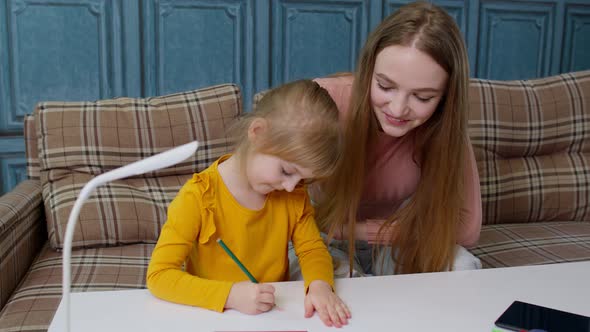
[316,1,469,274]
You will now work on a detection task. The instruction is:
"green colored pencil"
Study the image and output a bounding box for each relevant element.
[216,238,258,283]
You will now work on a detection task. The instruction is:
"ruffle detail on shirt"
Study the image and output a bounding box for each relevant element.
[191,173,217,244]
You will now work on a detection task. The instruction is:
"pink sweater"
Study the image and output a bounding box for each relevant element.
[315,76,482,247]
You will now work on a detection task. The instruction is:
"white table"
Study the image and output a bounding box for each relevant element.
[48,261,590,331]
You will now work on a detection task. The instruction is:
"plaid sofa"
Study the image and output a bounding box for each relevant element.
[1,71,590,331]
[468,71,590,267]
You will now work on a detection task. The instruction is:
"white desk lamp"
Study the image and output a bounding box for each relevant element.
[61,141,199,332]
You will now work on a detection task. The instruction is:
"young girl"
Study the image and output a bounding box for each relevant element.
[147,79,351,328]
[312,1,482,275]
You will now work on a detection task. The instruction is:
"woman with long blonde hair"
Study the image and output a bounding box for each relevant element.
[313,1,482,275]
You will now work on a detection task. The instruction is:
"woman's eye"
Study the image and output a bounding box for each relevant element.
[415,95,433,102]
[281,168,292,176]
[377,82,392,91]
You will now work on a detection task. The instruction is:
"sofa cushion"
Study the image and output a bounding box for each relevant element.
[0,243,152,331]
[470,222,590,268]
[468,70,590,225]
[36,84,242,249]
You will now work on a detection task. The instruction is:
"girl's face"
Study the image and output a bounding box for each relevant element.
[245,152,314,195]
[370,45,448,137]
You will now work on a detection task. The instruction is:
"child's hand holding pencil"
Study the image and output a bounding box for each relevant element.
[224,281,276,315]
[218,238,277,315]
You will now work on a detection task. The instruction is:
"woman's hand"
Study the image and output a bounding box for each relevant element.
[225,281,275,315]
[354,222,368,241]
[304,280,351,327]
[332,222,368,242]
[331,226,345,240]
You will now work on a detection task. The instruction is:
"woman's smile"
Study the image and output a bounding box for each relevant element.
[383,112,410,126]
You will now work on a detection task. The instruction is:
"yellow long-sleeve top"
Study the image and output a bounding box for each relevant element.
[147,155,334,312]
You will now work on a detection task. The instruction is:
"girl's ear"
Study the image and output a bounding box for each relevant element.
[247,118,268,142]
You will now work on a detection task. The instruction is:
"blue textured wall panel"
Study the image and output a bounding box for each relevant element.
[6,0,123,128]
[0,137,26,194]
[142,0,253,108]
[477,1,556,80]
[563,4,590,72]
[271,0,371,86]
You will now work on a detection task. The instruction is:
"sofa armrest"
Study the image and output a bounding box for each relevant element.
[0,179,46,310]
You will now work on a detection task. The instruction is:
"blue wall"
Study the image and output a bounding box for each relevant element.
[1,0,590,195]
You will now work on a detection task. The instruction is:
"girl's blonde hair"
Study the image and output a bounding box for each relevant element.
[235,79,341,180]
[317,1,469,274]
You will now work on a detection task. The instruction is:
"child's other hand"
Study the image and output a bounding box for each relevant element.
[225,281,275,315]
[304,280,351,328]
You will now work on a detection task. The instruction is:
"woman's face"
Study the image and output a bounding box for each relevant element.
[370,45,448,137]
